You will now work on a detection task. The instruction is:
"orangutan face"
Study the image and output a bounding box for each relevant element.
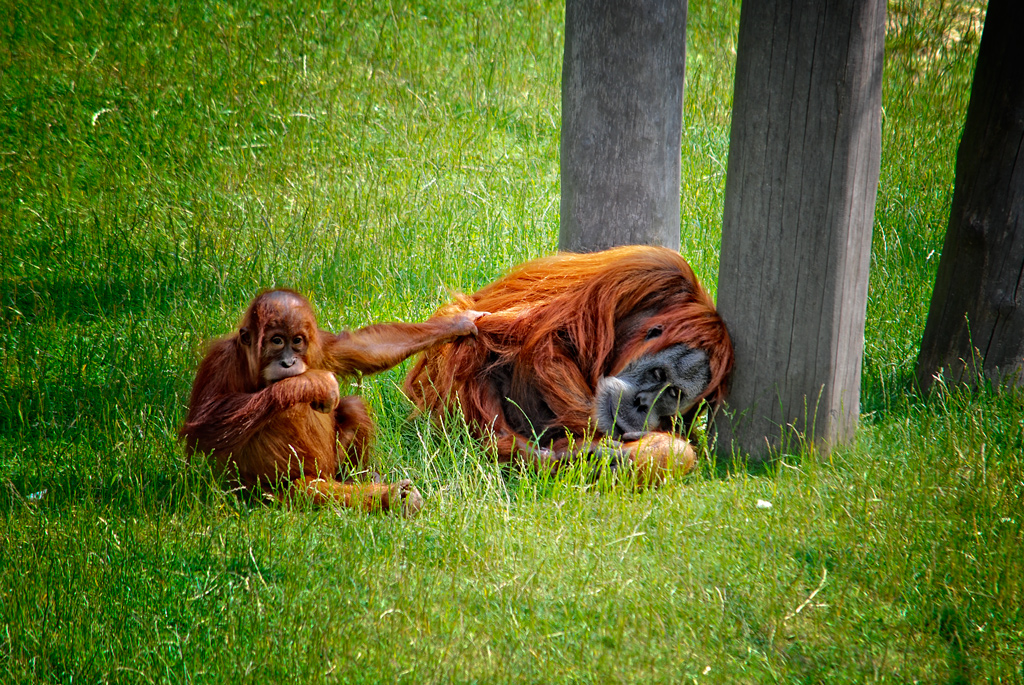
[594,344,710,437]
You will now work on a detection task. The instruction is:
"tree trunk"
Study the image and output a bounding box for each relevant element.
[559,0,686,253]
[916,0,1024,393]
[714,0,885,460]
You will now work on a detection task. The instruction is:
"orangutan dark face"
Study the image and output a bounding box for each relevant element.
[594,344,710,437]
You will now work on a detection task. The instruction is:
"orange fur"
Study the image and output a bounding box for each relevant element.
[404,246,733,479]
[182,289,481,514]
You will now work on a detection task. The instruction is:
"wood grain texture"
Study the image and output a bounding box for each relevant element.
[559,0,686,253]
[714,0,885,459]
[916,0,1024,392]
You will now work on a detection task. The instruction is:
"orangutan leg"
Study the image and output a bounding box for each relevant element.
[292,476,424,517]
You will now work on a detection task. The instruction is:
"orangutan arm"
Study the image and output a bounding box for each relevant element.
[181,341,339,455]
[321,311,486,377]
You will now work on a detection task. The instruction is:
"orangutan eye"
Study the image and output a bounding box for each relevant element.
[270,335,284,346]
[647,367,666,384]
[292,336,304,347]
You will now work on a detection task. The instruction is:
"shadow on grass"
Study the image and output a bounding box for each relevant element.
[0,452,230,518]
[0,272,228,325]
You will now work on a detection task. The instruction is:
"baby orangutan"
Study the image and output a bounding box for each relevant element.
[181,289,484,516]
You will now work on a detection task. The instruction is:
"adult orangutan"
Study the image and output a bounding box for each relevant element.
[181,289,484,516]
[404,246,733,483]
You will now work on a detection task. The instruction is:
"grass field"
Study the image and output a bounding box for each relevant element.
[2,0,1022,682]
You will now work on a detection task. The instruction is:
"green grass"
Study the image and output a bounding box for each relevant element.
[1,0,1021,682]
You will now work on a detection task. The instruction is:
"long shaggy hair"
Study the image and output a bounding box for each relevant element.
[404,245,733,459]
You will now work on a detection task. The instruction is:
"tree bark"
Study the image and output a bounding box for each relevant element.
[916,0,1024,393]
[559,0,686,253]
[714,0,885,460]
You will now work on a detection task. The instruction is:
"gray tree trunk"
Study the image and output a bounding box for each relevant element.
[559,0,686,253]
[916,0,1024,393]
[714,0,886,460]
